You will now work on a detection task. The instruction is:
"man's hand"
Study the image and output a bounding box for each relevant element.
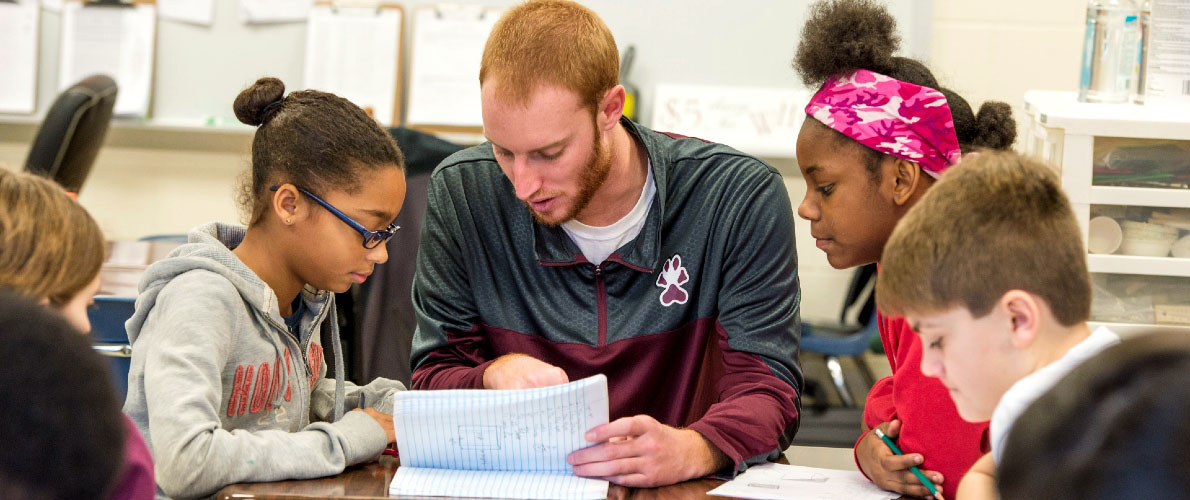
[567,414,728,488]
[482,353,569,389]
[856,420,944,498]
[359,408,396,445]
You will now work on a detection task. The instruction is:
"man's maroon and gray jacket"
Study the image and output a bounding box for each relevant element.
[409,118,803,475]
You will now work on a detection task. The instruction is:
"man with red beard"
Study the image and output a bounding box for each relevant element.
[409,0,802,488]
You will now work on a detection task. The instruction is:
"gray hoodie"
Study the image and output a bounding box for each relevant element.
[122,223,405,499]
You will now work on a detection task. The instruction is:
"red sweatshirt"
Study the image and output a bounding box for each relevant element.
[854,311,989,494]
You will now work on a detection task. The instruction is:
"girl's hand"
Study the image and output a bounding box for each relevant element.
[857,420,944,498]
[359,408,396,445]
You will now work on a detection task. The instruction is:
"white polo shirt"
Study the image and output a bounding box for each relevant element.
[989,326,1121,464]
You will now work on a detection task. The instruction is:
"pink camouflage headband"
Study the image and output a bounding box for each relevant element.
[805,69,962,178]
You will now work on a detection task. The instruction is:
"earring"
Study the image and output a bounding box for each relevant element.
[285,217,292,224]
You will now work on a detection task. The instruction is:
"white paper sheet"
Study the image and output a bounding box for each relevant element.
[41,0,62,12]
[707,463,898,500]
[0,2,39,114]
[404,4,503,128]
[304,5,401,126]
[59,3,156,117]
[1145,0,1190,106]
[158,0,214,26]
[390,375,610,500]
[237,0,311,24]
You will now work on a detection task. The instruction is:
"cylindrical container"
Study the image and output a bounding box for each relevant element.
[1080,0,1143,103]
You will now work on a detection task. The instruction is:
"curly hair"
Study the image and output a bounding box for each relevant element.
[794,0,1016,173]
[233,77,406,225]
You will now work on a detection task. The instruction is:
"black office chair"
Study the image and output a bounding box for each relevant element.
[345,127,464,385]
[801,263,879,407]
[24,74,118,194]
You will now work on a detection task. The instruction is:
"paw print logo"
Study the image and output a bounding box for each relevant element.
[656,254,690,306]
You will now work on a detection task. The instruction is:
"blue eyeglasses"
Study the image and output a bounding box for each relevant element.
[269,185,399,249]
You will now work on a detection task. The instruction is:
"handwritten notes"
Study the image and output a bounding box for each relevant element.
[390,375,609,499]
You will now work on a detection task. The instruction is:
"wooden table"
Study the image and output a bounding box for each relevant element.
[216,456,734,500]
[216,447,910,500]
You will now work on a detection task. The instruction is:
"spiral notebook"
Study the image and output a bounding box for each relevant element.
[390,375,610,499]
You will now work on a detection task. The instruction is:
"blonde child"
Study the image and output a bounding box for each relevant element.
[0,168,156,499]
[122,77,408,499]
[875,151,1120,499]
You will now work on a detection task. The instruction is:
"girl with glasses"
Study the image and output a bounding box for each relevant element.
[122,77,408,499]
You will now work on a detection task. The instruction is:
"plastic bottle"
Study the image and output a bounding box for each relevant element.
[1133,0,1151,104]
[1079,0,1143,103]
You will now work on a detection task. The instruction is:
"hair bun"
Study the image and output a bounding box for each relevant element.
[793,0,901,87]
[233,77,286,127]
[970,101,1017,151]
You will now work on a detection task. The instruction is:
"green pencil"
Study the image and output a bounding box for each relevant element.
[873,428,945,500]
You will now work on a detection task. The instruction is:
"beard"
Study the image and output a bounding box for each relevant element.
[527,127,612,226]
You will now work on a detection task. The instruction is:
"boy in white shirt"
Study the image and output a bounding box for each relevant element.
[873,151,1120,500]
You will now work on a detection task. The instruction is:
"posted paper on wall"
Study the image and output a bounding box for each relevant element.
[404,4,504,128]
[59,3,156,117]
[304,5,401,126]
[651,84,810,159]
[390,375,610,500]
[0,2,39,114]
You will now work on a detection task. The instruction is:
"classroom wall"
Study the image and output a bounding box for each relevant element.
[0,1,1090,323]
[929,0,1086,143]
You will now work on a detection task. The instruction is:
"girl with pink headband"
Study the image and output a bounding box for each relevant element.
[792,0,1015,498]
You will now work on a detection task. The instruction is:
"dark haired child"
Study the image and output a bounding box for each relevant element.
[791,0,1016,497]
[122,77,408,499]
[999,333,1190,500]
[0,290,128,500]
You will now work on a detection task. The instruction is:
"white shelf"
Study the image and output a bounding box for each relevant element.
[1090,186,1190,208]
[1087,254,1190,277]
[1089,321,1190,337]
[1025,90,1190,139]
[0,116,254,154]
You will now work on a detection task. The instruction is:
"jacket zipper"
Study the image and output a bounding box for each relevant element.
[595,264,607,346]
[264,295,331,424]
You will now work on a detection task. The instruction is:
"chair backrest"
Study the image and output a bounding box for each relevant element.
[353,127,464,384]
[24,75,118,193]
[88,295,136,402]
[839,263,878,326]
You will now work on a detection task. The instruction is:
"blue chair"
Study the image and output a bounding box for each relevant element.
[138,233,188,244]
[801,263,879,407]
[88,296,136,402]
